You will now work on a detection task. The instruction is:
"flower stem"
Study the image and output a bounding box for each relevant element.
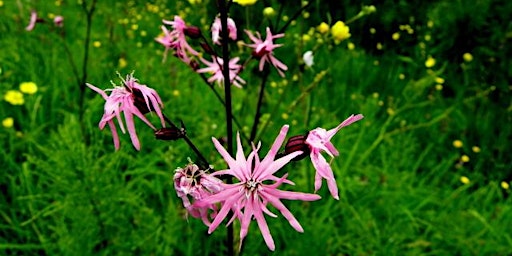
[218,0,234,254]
[162,114,210,169]
[249,68,270,142]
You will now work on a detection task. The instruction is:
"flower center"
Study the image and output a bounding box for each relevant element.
[245,180,259,192]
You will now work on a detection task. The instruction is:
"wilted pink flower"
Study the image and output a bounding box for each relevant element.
[245,27,288,77]
[86,73,165,150]
[195,125,321,251]
[174,163,224,225]
[26,11,38,31]
[196,56,245,88]
[156,16,199,62]
[54,16,64,27]
[305,114,364,200]
[211,16,237,44]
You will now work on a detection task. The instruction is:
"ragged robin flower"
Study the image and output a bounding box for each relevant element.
[195,125,321,251]
[211,16,237,45]
[245,27,288,77]
[196,56,246,88]
[156,16,199,63]
[86,73,165,150]
[305,114,364,199]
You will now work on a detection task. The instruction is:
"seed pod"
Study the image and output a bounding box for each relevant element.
[283,134,310,161]
[184,26,202,39]
[155,127,186,141]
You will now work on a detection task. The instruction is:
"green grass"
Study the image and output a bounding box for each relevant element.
[1,0,511,255]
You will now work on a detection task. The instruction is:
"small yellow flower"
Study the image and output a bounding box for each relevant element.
[303,12,310,19]
[386,108,395,116]
[425,56,436,68]
[392,32,400,40]
[2,117,13,128]
[131,24,139,30]
[435,77,445,84]
[369,27,376,34]
[472,146,481,153]
[19,82,38,94]
[452,140,463,148]
[140,30,147,37]
[435,84,443,91]
[233,0,257,6]
[460,176,470,184]
[376,42,383,50]
[460,155,470,163]
[172,90,180,96]
[424,34,431,41]
[347,42,355,50]
[93,41,101,48]
[463,52,473,62]
[263,7,275,17]
[302,34,311,42]
[118,57,127,68]
[281,113,289,120]
[317,22,329,34]
[399,73,405,80]
[188,0,202,4]
[4,90,25,105]
[501,181,510,190]
[427,20,434,28]
[0,1,4,7]
[331,21,351,43]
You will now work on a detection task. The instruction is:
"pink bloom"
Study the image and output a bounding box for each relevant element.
[26,11,38,31]
[211,16,237,44]
[305,114,364,200]
[156,16,199,62]
[195,125,321,251]
[196,56,245,88]
[245,27,288,77]
[86,73,165,151]
[54,16,64,27]
[174,163,224,225]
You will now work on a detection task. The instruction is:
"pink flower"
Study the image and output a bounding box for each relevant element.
[174,163,224,225]
[54,16,64,27]
[195,125,321,251]
[86,73,165,151]
[211,16,237,44]
[26,11,38,31]
[196,56,245,88]
[245,27,288,77]
[305,114,364,200]
[156,16,199,62]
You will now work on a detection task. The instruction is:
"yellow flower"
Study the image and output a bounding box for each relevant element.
[233,0,257,6]
[317,22,329,34]
[427,20,434,28]
[2,117,13,128]
[435,77,445,84]
[472,146,481,153]
[435,84,443,91]
[172,90,180,96]
[501,181,510,190]
[0,1,4,7]
[452,140,463,148]
[460,176,470,184]
[425,56,436,68]
[399,73,405,80]
[463,52,473,62]
[118,57,127,68]
[93,41,101,48]
[460,155,470,163]
[331,21,351,43]
[188,0,202,4]
[4,90,25,105]
[392,32,400,40]
[263,7,275,17]
[369,27,376,34]
[347,42,355,50]
[19,81,38,94]
[376,42,383,50]
[302,34,311,42]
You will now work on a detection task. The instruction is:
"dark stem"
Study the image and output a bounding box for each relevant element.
[79,0,98,119]
[249,69,270,142]
[277,1,313,34]
[162,114,210,169]
[218,0,234,255]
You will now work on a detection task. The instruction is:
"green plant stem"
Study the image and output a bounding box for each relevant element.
[218,0,234,254]
[79,0,98,119]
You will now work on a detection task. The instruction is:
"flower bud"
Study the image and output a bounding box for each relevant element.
[283,134,310,161]
[155,127,186,141]
[184,26,202,39]
[200,42,215,55]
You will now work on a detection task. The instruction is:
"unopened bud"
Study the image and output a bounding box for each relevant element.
[283,134,310,161]
[184,26,202,39]
[155,127,186,141]
[190,59,200,70]
[200,42,215,55]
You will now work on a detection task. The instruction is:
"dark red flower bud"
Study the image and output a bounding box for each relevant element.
[190,59,200,70]
[200,42,215,55]
[155,127,186,141]
[184,26,202,39]
[283,134,310,161]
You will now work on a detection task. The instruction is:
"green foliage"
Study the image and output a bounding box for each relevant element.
[0,0,510,255]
